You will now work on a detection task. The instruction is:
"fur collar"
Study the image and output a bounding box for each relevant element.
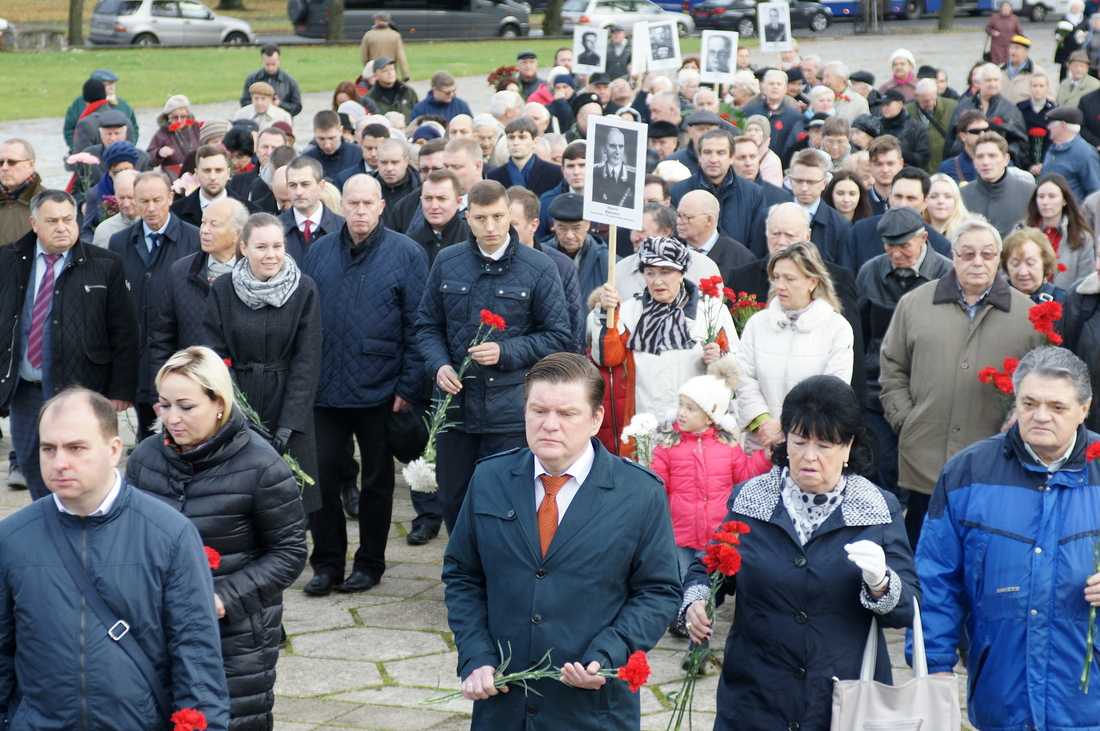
[762,297,836,333]
[732,466,892,526]
[1077,271,1100,296]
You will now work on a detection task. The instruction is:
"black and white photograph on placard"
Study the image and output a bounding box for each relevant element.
[645,20,681,71]
[699,30,739,84]
[583,115,646,229]
[573,27,607,74]
[631,22,649,75]
[758,2,792,53]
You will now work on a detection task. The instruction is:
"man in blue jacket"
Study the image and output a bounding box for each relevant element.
[917,347,1100,731]
[0,388,229,729]
[443,353,681,729]
[410,71,473,124]
[303,174,429,596]
[415,180,571,533]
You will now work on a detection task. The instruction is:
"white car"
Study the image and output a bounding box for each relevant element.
[88,0,255,45]
[561,0,695,36]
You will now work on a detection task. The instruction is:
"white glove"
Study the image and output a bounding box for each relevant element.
[845,540,888,591]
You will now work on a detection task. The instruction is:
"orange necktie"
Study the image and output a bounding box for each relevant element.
[538,474,570,556]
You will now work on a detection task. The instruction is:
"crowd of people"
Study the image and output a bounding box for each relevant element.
[3,9,1100,730]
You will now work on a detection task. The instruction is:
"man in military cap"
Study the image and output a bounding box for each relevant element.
[567,92,604,143]
[544,192,613,297]
[591,128,636,209]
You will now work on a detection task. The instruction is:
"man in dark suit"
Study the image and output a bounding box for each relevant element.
[443,352,680,729]
[280,156,344,264]
[788,148,852,264]
[0,189,139,499]
[590,127,637,209]
[764,7,787,43]
[170,145,256,229]
[727,201,866,408]
[578,32,601,67]
[486,117,563,198]
[676,189,755,274]
[731,136,793,210]
[109,172,200,439]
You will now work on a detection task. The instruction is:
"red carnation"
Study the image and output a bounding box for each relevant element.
[737,291,747,298]
[703,542,743,575]
[171,709,208,731]
[992,117,1004,125]
[222,358,233,367]
[978,366,997,384]
[721,520,751,535]
[204,546,221,570]
[1029,127,1047,137]
[1058,263,1068,272]
[797,132,808,141]
[168,122,181,133]
[479,309,506,330]
[616,651,651,692]
[992,373,1015,395]
[775,120,784,130]
[723,287,735,301]
[1087,442,1100,462]
[698,276,722,298]
[1002,357,1019,376]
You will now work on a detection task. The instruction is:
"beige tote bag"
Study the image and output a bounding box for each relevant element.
[830,598,961,731]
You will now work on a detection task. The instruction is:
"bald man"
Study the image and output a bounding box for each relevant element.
[447,114,475,139]
[675,189,754,275]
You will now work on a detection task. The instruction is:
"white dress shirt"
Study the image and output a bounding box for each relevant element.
[293,204,324,234]
[533,440,596,524]
[54,469,123,517]
[199,190,228,212]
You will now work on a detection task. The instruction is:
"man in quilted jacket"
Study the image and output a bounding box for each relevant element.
[415,179,572,533]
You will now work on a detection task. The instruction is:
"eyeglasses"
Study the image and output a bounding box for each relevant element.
[965,128,989,136]
[0,159,30,167]
[956,249,999,261]
[419,165,444,176]
[436,87,456,97]
[168,113,190,122]
[677,212,704,222]
[790,177,826,188]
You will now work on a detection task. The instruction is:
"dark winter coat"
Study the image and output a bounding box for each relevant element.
[372,168,422,210]
[879,110,931,170]
[1060,271,1100,429]
[146,121,201,169]
[1017,97,1056,168]
[841,217,952,274]
[305,223,429,409]
[202,272,323,513]
[0,232,140,408]
[947,94,1029,165]
[170,189,259,230]
[533,241,586,355]
[486,155,564,198]
[960,172,1035,237]
[410,91,473,123]
[109,213,201,403]
[701,232,756,281]
[0,482,230,731]
[301,141,362,183]
[239,68,303,117]
[1078,90,1100,149]
[542,232,612,301]
[906,97,960,174]
[672,168,767,257]
[408,211,470,267]
[149,251,221,379]
[128,410,307,731]
[278,205,344,265]
[809,201,853,265]
[414,232,572,434]
[365,80,419,121]
[684,468,919,731]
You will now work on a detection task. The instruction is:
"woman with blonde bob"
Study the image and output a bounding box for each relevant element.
[1001,227,1068,304]
[924,173,970,239]
[736,241,854,452]
[128,346,307,731]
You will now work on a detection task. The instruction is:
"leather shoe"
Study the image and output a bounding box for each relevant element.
[406,525,439,545]
[342,484,360,519]
[337,571,378,593]
[303,574,341,596]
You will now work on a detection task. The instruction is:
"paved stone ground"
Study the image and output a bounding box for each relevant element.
[0,411,973,730]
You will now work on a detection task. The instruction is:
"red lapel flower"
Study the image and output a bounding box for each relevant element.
[222,358,233,367]
[1087,442,1100,462]
[171,709,208,731]
[775,120,784,130]
[1058,262,1068,272]
[616,651,652,692]
[204,546,221,570]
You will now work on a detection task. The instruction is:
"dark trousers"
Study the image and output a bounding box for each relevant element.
[411,482,443,531]
[904,489,932,551]
[135,401,157,441]
[865,407,904,509]
[436,429,527,534]
[310,404,393,580]
[10,380,46,500]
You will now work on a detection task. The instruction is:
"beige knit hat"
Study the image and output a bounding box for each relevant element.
[163,94,190,115]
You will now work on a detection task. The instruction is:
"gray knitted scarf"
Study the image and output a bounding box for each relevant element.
[231,254,301,310]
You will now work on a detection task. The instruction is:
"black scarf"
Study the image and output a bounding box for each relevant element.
[627,281,694,355]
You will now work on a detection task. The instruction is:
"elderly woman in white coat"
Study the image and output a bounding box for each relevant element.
[737,240,853,451]
[590,236,738,436]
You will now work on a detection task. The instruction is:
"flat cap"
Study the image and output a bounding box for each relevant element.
[373,56,394,72]
[1070,50,1091,64]
[548,192,586,222]
[877,206,926,244]
[648,120,681,138]
[1048,106,1084,125]
[97,109,129,128]
[248,81,275,97]
[1010,34,1031,46]
[589,72,612,85]
[916,65,938,79]
[271,121,294,138]
[373,11,391,21]
[518,49,537,60]
[685,110,722,126]
[881,88,906,104]
[90,68,119,82]
[849,70,875,85]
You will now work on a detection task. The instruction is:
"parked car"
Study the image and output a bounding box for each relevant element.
[884,0,1061,20]
[288,0,529,39]
[691,0,829,35]
[561,0,695,36]
[89,0,254,45]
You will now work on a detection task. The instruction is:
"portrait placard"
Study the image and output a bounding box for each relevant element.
[758,2,792,53]
[699,30,739,84]
[582,115,646,230]
[573,26,608,74]
[631,21,649,75]
[645,20,681,71]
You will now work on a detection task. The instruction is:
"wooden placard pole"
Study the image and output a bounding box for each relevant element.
[607,226,618,327]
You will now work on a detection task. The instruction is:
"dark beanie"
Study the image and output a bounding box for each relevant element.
[83,78,107,104]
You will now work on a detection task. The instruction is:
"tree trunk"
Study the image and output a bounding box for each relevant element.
[938,0,955,29]
[328,0,346,40]
[543,0,563,37]
[216,0,247,9]
[69,0,84,47]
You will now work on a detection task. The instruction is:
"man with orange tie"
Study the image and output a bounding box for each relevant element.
[442,352,681,730]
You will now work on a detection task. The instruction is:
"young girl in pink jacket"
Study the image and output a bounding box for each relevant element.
[650,359,772,581]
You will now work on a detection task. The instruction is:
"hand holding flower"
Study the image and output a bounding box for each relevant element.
[468,342,501,366]
[462,665,506,700]
[685,600,712,643]
[1086,572,1100,608]
[560,661,608,690]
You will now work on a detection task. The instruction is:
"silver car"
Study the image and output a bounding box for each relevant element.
[561,0,694,36]
[89,0,256,45]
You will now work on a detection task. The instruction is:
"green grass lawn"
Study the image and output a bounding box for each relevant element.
[0,37,704,121]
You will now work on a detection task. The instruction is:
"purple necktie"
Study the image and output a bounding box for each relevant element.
[26,254,60,369]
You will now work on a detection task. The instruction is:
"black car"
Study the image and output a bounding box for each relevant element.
[691,0,831,36]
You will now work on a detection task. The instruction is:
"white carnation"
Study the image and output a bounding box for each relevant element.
[403,457,439,493]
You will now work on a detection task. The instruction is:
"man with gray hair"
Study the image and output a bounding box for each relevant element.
[1040,106,1100,201]
[880,218,1042,547]
[675,189,754,274]
[0,139,47,245]
[905,77,958,174]
[947,62,1028,164]
[92,168,140,248]
[822,62,869,123]
[0,189,139,498]
[742,70,803,152]
[410,70,472,123]
[917,345,1100,731]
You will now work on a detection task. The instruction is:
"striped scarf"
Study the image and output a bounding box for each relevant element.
[627,284,693,355]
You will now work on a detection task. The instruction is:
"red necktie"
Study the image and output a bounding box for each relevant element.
[303,219,312,244]
[538,474,570,556]
[27,254,60,369]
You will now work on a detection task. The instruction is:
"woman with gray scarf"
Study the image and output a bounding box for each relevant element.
[203,212,323,512]
[589,236,739,441]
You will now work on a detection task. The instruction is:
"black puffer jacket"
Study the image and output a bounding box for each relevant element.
[149,251,219,381]
[127,410,308,731]
[879,111,931,170]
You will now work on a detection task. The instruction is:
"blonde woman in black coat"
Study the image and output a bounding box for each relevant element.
[128,346,307,731]
[203,212,323,513]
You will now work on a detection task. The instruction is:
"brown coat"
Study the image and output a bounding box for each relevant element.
[359,25,410,79]
[986,12,1023,66]
[879,271,1042,495]
[0,173,45,246]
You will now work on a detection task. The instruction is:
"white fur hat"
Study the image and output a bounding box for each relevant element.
[678,358,741,427]
[889,49,916,70]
